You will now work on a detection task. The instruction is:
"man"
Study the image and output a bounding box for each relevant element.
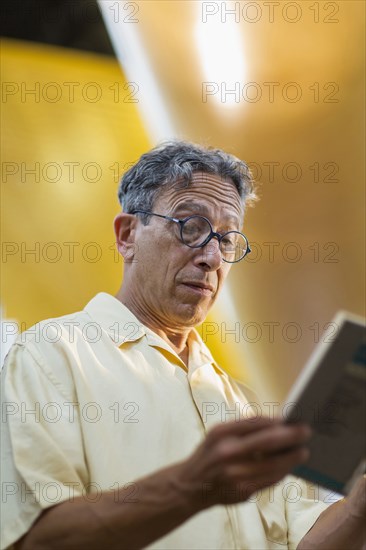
[1,141,365,549]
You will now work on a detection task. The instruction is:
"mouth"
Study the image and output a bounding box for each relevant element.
[181,282,215,296]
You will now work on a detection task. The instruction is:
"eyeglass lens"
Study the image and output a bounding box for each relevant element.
[181,216,248,262]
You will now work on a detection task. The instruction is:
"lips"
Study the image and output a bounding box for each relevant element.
[181,281,215,295]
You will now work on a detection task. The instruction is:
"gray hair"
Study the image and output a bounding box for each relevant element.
[118,141,257,221]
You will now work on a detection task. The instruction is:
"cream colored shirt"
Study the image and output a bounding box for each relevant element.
[1,293,329,550]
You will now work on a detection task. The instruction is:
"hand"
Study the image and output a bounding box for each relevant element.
[298,475,366,550]
[175,416,312,510]
[345,475,366,521]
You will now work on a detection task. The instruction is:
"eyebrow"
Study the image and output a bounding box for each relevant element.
[172,201,208,216]
[172,202,241,226]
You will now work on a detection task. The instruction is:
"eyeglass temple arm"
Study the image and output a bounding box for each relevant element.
[132,210,181,223]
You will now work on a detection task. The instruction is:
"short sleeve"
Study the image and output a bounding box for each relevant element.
[284,476,331,549]
[1,342,89,550]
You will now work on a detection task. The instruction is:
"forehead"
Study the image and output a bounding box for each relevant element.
[155,172,243,222]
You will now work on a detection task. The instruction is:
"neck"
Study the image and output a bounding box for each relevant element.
[115,287,190,357]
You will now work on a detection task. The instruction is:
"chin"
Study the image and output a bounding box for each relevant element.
[176,304,208,327]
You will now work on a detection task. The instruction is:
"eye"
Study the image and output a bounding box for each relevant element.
[220,233,237,249]
[181,216,211,246]
[183,219,201,235]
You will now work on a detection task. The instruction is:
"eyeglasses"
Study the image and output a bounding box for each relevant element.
[131,210,251,263]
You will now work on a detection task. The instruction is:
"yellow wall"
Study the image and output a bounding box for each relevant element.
[1,39,150,325]
[1,39,237,376]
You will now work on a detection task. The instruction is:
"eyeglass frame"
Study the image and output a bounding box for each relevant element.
[131,209,251,263]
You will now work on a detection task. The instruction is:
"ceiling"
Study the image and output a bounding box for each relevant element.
[1,0,114,54]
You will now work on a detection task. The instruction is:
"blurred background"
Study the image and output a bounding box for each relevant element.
[1,0,365,401]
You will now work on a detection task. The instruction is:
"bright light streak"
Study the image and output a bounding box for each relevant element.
[99,0,175,142]
[195,1,246,108]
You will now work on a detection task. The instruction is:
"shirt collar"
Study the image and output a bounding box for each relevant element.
[83,292,228,376]
[188,329,229,377]
[84,292,146,346]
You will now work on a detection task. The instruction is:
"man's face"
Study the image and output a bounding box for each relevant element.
[129,172,244,330]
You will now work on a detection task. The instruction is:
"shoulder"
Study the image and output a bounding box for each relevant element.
[2,308,96,401]
[15,308,92,347]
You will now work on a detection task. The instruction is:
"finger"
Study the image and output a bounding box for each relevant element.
[248,424,312,455]
[215,423,311,462]
[207,415,282,446]
[346,475,366,519]
[223,445,310,481]
[209,449,310,504]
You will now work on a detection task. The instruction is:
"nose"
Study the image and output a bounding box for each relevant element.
[193,237,222,271]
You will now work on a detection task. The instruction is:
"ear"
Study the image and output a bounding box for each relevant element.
[114,212,139,262]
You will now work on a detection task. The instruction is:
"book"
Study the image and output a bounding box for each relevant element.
[283,311,366,495]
